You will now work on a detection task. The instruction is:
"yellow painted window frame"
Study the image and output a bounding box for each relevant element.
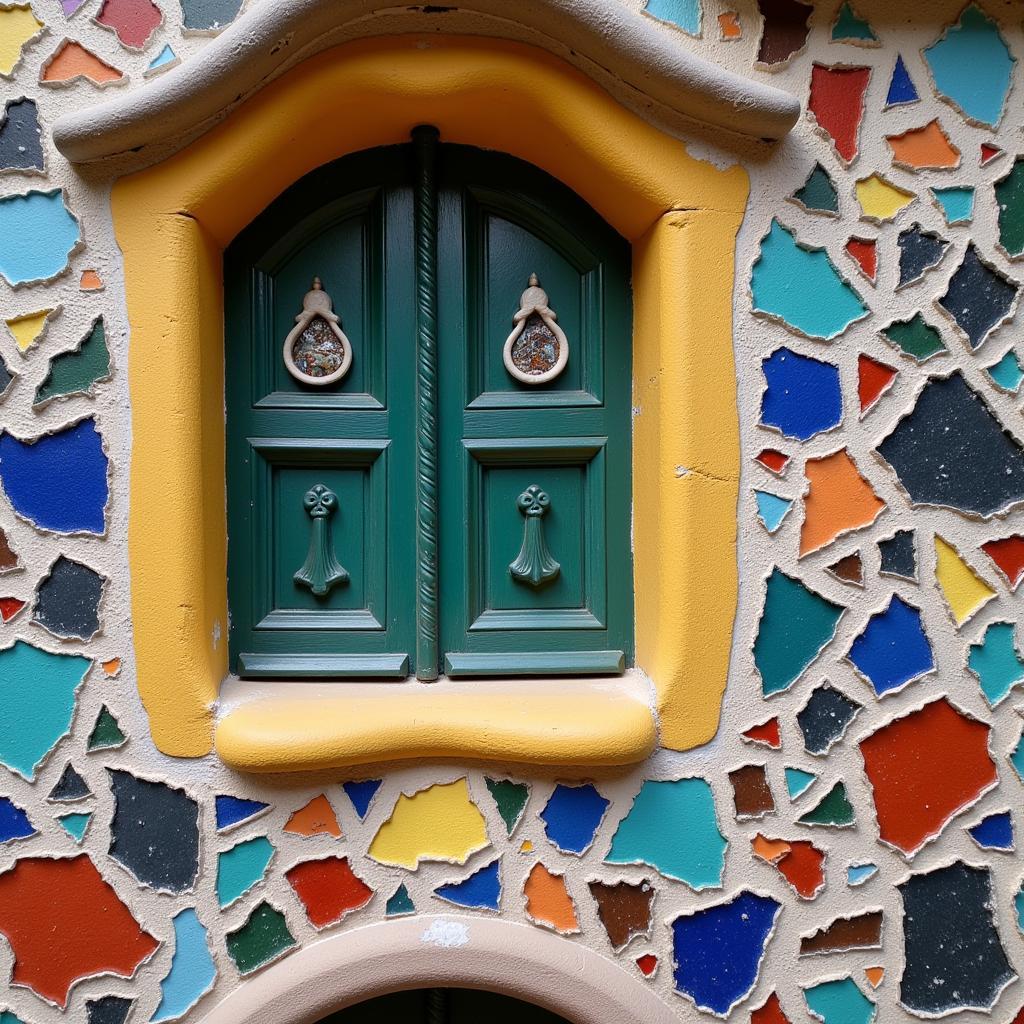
[113,35,744,767]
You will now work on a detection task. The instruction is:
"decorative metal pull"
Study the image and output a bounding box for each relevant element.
[294,484,349,597]
[509,484,560,588]
[282,277,353,387]
[502,273,569,385]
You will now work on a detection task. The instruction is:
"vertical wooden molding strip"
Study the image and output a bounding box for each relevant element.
[413,124,441,680]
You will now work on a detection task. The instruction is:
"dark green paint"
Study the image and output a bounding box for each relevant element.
[225,902,296,975]
[797,782,856,827]
[831,2,876,41]
[792,164,839,216]
[87,705,126,751]
[995,157,1024,258]
[880,313,947,363]
[485,777,530,835]
[293,484,349,596]
[34,317,110,406]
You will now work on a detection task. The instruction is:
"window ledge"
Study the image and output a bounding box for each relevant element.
[214,672,658,773]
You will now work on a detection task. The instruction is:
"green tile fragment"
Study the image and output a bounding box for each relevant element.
[225,902,295,975]
[831,3,876,43]
[996,158,1024,258]
[880,314,947,363]
[33,317,110,407]
[485,777,529,836]
[798,782,855,827]
[88,704,126,751]
[792,163,839,216]
[385,883,415,917]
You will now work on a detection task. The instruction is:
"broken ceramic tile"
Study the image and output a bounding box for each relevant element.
[755,489,793,533]
[79,268,102,291]
[485,777,529,836]
[217,836,274,908]
[742,717,781,749]
[1011,726,1024,783]
[847,862,878,886]
[785,768,817,800]
[5,305,60,354]
[88,705,127,752]
[671,890,780,1016]
[754,568,845,697]
[729,765,775,820]
[844,237,877,284]
[826,552,863,587]
[145,41,178,75]
[718,11,741,40]
[981,534,1024,590]
[860,697,997,856]
[935,535,996,627]
[800,449,885,557]
[751,835,826,899]
[86,995,134,1024]
[179,0,243,32]
[967,811,1013,852]
[798,683,862,755]
[0,796,34,843]
[856,174,915,222]
[931,185,974,225]
[588,878,654,949]
[879,312,947,363]
[636,953,659,978]
[896,224,949,289]
[887,121,960,171]
[434,858,501,911]
[789,163,838,216]
[755,448,790,475]
[369,779,488,868]
[0,97,42,173]
[283,794,341,839]
[0,597,25,622]
[899,861,1014,1014]
[995,157,1024,259]
[48,762,91,802]
[755,0,810,65]
[40,40,123,85]
[286,856,373,929]
[56,810,90,843]
[0,854,158,1007]
[151,908,216,1022]
[807,63,869,164]
[923,6,1014,128]
[385,883,414,917]
[938,244,1018,351]
[981,143,1003,166]
[0,4,44,77]
[606,778,727,889]
[752,992,791,1024]
[0,641,89,780]
[752,222,866,340]
[968,621,1024,707]
[341,778,381,821]
[858,354,897,416]
[0,528,18,574]
[848,595,933,698]
[760,348,842,441]
[0,350,15,402]
[830,3,875,44]
[797,782,855,828]
[34,316,110,407]
[215,794,270,832]
[877,373,1024,518]
[800,910,883,956]
[886,54,918,107]
[865,968,884,990]
[0,189,79,286]
[644,0,700,35]
[94,0,162,50]
[878,530,916,581]
[540,782,609,855]
[985,349,1024,394]
[108,769,199,893]
[225,902,295,975]
[32,555,105,641]
[524,862,579,933]
[804,978,875,1024]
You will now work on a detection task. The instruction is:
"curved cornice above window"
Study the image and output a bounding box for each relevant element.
[52,0,800,168]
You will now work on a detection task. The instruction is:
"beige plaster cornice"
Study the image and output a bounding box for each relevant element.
[52,0,799,169]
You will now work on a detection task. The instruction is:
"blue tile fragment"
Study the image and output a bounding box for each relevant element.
[342,779,382,820]
[967,811,1013,851]
[146,43,177,74]
[761,348,842,442]
[179,0,244,31]
[645,0,700,34]
[671,891,781,1015]
[540,783,609,855]
[0,796,34,842]
[847,862,878,886]
[151,908,217,1022]
[805,977,876,1024]
[434,858,501,911]
[755,490,793,533]
[847,595,934,697]
[886,55,918,106]
[215,794,270,832]
[0,189,79,285]
[0,417,108,535]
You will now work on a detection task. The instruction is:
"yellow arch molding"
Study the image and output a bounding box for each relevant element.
[111,36,744,764]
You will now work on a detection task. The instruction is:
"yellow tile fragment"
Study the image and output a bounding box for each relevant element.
[519,839,534,854]
[5,308,55,352]
[0,4,44,77]
[934,535,996,627]
[368,778,489,869]
[856,174,915,222]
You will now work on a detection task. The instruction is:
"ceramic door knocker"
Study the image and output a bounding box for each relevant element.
[503,273,569,385]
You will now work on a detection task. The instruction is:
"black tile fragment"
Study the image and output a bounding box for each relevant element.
[32,555,105,641]
[797,682,863,755]
[48,763,92,802]
[938,243,1018,350]
[879,530,917,581]
[86,995,134,1024]
[897,223,949,289]
[0,98,43,173]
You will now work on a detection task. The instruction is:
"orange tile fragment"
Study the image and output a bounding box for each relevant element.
[41,41,123,85]
[79,269,103,291]
[524,863,579,933]
[718,11,742,39]
[751,991,792,1024]
[101,657,121,676]
[752,834,791,863]
[864,966,885,988]
[800,449,885,557]
[283,794,342,838]
[887,120,960,170]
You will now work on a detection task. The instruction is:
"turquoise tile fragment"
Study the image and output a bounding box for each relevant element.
[216,836,274,907]
[755,490,793,534]
[754,568,845,696]
[0,641,90,780]
[56,810,91,843]
[1010,729,1024,782]
[1016,883,1024,933]
[606,779,726,889]
[831,3,875,42]
[968,622,1024,707]
[924,6,1014,128]
[385,883,415,917]
[986,350,1024,395]
[151,908,217,1022]
[931,186,975,225]
[147,43,177,72]
[847,862,878,886]
[784,768,817,800]
[0,189,80,286]
[752,220,867,340]
[805,977,876,1024]
[0,1013,26,1024]
[645,0,700,34]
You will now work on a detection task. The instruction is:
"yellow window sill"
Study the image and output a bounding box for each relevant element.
[214,672,658,773]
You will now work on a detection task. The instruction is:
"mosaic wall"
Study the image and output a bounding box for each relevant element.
[0,0,1023,1021]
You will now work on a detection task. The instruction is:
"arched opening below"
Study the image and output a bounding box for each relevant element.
[316,987,572,1023]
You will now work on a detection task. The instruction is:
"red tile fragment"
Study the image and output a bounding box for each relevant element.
[808,64,871,164]
[845,237,877,283]
[285,856,373,929]
[94,0,161,49]
[859,698,998,857]
[774,840,826,899]
[0,854,158,1007]
[858,354,898,415]
[636,953,658,977]
[0,597,25,622]
[981,535,1024,591]
[756,449,790,476]
[981,143,1003,167]
[742,717,782,749]
[752,991,792,1024]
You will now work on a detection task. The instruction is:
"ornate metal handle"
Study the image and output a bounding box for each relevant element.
[294,484,350,597]
[509,484,560,587]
